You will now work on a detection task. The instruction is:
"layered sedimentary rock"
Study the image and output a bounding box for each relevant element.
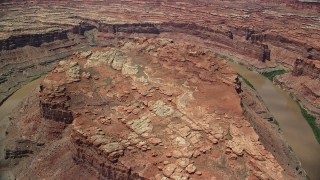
[292,59,320,79]
[4,38,301,179]
[1,0,319,179]
[0,31,91,105]
[1,0,320,105]
[38,61,79,123]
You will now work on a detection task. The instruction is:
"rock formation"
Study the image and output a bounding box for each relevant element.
[292,59,320,79]
[4,38,302,179]
[1,0,320,105]
[1,0,319,179]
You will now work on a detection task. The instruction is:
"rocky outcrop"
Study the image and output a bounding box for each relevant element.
[20,37,296,179]
[0,30,92,105]
[0,23,96,51]
[246,29,265,43]
[1,34,294,179]
[0,31,68,51]
[1,0,320,179]
[72,129,144,180]
[1,0,317,105]
[292,58,320,80]
[262,44,271,62]
[70,20,271,64]
[307,47,320,60]
[114,23,160,34]
[5,149,33,159]
[39,99,73,124]
[272,0,320,10]
[38,61,82,124]
[0,20,270,105]
[4,139,40,163]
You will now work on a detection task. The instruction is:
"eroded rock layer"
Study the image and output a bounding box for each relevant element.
[5,38,300,179]
[1,0,319,179]
[1,0,320,105]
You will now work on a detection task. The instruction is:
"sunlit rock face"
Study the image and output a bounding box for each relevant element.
[1,0,319,179]
[35,38,287,179]
[1,0,320,105]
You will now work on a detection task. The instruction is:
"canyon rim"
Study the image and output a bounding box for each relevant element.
[0,0,320,180]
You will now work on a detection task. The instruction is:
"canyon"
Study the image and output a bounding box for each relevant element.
[0,0,320,180]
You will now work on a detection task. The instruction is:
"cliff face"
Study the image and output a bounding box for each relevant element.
[0,28,93,105]
[0,23,97,51]
[292,59,320,79]
[1,0,320,179]
[1,21,276,105]
[1,0,319,104]
[0,22,276,105]
[0,31,68,51]
[72,129,145,180]
[39,84,73,124]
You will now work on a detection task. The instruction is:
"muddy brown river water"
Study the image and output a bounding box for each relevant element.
[0,61,320,179]
[0,77,44,180]
[227,61,320,180]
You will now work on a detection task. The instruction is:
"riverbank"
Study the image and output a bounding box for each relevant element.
[261,70,320,143]
[0,75,42,106]
[0,77,44,179]
[274,75,320,143]
[239,82,305,178]
[221,51,320,145]
[227,59,320,180]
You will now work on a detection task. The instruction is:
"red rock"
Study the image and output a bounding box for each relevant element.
[162,164,177,177]
[185,164,197,174]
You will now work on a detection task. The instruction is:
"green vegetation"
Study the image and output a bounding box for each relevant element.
[273,119,280,127]
[262,70,287,81]
[238,74,255,90]
[289,94,320,143]
[297,102,320,144]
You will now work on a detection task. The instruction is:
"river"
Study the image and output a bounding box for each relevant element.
[227,61,320,180]
[0,77,44,180]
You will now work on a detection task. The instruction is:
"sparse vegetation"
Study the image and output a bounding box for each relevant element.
[296,102,320,144]
[262,70,287,81]
[238,74,255,90]
[273,119,280,127]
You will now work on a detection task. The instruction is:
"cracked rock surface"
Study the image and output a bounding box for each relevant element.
[4,37,298,180]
